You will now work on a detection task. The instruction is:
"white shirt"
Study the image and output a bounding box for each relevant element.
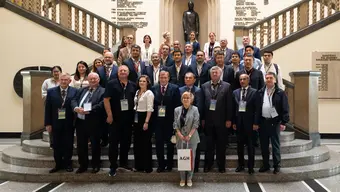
[240,86,249,100]
[184,54,193,66]
[153,65,161,85]
[218,65,224,81]
[203,41,220,61]
[134,90,154,112]
[141,44,155,66]
[258,63,285,90]
[42,78,59,98]
[132,58,142,76]
[69,76,89,89]
[262,86,275,118]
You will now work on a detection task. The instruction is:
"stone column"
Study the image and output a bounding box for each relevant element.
[21,70,51,142]
[289,71,321,147]
[119,25,137,44]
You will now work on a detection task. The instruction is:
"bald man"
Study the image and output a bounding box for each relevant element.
[104,65,137,176]
[97,52,118,88]
[71,72,105,174]
[232,74,258,175]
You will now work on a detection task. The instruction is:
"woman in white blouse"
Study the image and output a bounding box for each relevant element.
[41,66,62,99]
[141,35,155,66]
[133,75,154,173]
[203,32,220,61]
[70,61,90,89]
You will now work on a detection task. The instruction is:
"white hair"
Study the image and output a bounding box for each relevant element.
[210,66,222,74]
[88,72,99,78]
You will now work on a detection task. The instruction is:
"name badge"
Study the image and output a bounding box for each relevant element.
[239,101,246,112]
[270,107,278,118]
[134,112,138,123]
[209,99,217,111]
[83,103,92,112]
[158,106,166,117]
[120,99,129,111]
[58,108,66,119]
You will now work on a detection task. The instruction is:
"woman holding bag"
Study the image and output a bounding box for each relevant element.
[174,91,200,187]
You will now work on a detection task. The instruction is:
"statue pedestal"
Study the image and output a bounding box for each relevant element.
[21,70,51,143]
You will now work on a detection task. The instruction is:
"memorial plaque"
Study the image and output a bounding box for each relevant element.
[312,52,340,98]
[234,0,261,26]
[111,0,148,28]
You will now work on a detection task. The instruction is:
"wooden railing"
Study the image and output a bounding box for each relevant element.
[9,0,136,49]
[233,0,339,50]
[283,79,295,125]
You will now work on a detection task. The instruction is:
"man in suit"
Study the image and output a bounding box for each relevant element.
[207,46,230,66]
[169,50,189,87]
[160,44,174,67]
[179,71,203,172]
[97,52,118,88]
[44,73,77,173]
[215,51,234,86]
[118,34,133,65]
[145,53,167,86]
[104,65,137,176]
[232,74,257,175]
[255,72,290,174]
[201,66,233,173]
[220,38,234,65]
[71,72,105,174]
[240,45,262,70]
[188,50,211,88]
[123,44,147,83]
[230,52,244,90]
[151,70,181,172]
[182,43,196,66]
[238,36,261,60]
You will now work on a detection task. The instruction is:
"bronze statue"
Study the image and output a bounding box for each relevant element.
[182,0,200,42]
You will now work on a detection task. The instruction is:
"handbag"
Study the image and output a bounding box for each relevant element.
[177,142,193,171]
[170,129,177,144]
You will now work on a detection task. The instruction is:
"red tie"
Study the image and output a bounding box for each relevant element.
[134,61,140,72]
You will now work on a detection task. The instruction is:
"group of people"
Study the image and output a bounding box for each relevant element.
[42,32,289,187]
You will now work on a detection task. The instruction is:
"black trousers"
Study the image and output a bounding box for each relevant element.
[204,125,227,169]
[52,121,74,168]
[75,118,101,169]
[101,120,109,145]
[236,121,255,169]
[133,112,152,172]
[155,118,174,170]
[108,118,132,170]
[259,118,281,168]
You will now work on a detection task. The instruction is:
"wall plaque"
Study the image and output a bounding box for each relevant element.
[312,52,340,98]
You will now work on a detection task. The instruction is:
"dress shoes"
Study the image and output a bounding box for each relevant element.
[258,166,270,172]
[235,166,245,172]
[145,169,153,173]
[187,180,193,187]
[120,165,133,171]
[165,167,172,172]
[66,166,74,172]
[49,167,61,173]
[194,167,199,173]
[109,169,116,177]
[273,167,280,174]
[218,168,226,173]
[91,167,100,174]
[76,167,87,174]
[248,168,255,175]
[157,167,165,173]
[204,167,211,173]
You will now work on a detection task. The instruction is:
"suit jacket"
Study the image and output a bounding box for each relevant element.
[97,65,118,88]
[223,48,234,65]
[44,86,77,129]
[235,68,264,90]
[173,105,200,146]
[145,65,168,86]
[232,87,257,130]
[255,86,290,126]
[238,46,261,61]
[168,63,189,87]
[118,47,130,65]
[188,62,211,87]
[207,58,230,66]
[71,86,105,121]
[179,86,203,116]
[123,58,147,83]
[182,55,196,66]
[151,83,181,132]
[185,41,201,55]
[221,65,235,85]
[160,55,174,67]
[201,81,233,127]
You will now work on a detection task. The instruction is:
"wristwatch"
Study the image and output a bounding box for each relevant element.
[188,134,192,138]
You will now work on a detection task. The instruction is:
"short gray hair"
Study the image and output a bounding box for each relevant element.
[210,66,222,74]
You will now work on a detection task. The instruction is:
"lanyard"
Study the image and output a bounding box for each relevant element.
[265,63,273,74]
[121,82,127,99]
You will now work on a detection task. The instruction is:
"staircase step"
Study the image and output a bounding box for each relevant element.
[5,145,329,168]
[0,150,338,183]
[42,131,295,143]
[24,137,311,157]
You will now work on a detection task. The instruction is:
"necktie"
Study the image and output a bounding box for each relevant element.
[242,88,246,101]
[87,88,93,102]
[134,61,140,73]
[161,86,165,95]
[187,87,191,92]
[105,65,111,78]
[61,90,66,100]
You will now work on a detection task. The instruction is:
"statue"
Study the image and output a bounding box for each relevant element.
[182,1,200,42]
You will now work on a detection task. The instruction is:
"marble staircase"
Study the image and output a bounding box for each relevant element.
[0,131,340,183]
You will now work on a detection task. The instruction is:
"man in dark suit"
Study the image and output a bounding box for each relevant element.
[123,44,147,83]
[215,51,234,85]
[232,74,257,175]
[230,52,244,90]
[182,43,196,66]
[238,36,261,60]
[71,72,105,174]
[145,53,167,86]
[151,70,181,172]
[44,73,77,173]
[104,65,137,177]
[201,66,233,173]
[179,71,203,172]
[255,72,290,174]
[97,52,118,88]
[188,50,211,88]
[160,44,174,67]
[168,50,189,87]
[207,46,230,66]
[220,38,234,65]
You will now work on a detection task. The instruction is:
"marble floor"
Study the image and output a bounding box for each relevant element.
[0,138,338,192]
